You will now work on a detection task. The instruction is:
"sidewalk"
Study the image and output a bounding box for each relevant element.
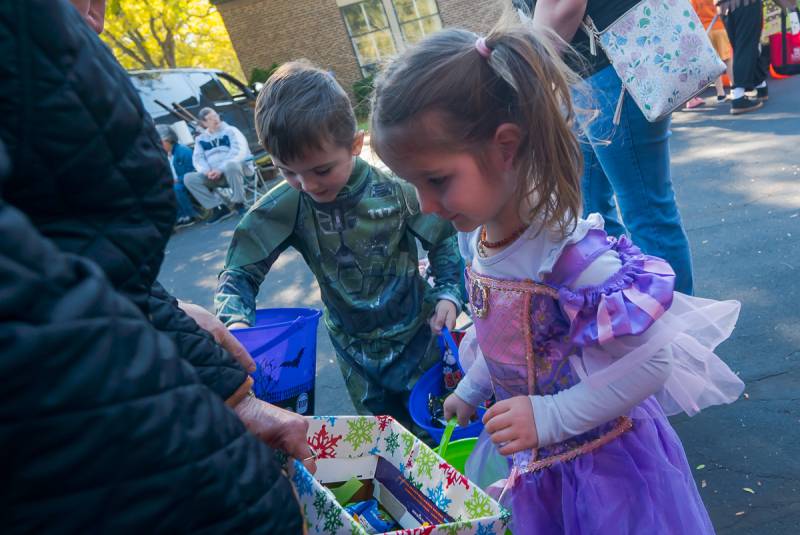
[159,74,800,533]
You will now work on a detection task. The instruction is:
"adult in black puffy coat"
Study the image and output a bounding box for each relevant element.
[0,0,307,531]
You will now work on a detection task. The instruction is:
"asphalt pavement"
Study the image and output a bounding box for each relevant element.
[158,73,800,533]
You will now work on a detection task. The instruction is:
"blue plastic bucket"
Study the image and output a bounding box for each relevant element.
[231,308,322,415]
[408,362,485,443]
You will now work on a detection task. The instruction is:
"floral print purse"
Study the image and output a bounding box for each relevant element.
[582,0,726,123]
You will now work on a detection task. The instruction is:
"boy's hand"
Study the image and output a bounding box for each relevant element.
[443,393,477,427]
[429,299,457,335]
[483,395,539,456]
[208,169,221,180]
[178,301,256,373]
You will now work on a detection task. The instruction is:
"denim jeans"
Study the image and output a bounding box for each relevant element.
[577,66,694,294]
[173,181,197,220]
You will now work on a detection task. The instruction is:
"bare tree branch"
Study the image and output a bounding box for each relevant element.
[104,31,152,69]
[130,27,161,69]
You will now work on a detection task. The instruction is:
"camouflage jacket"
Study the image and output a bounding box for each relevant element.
[215,157,465,365]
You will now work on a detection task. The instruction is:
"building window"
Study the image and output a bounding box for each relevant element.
[392,0,442,44]
[340,0,398,76]
[338,0,443,76]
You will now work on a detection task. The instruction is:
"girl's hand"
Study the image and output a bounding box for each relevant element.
[443,393,477,427]
[429,299,457,335]
[483,396,539,456]
[228,321,251,330]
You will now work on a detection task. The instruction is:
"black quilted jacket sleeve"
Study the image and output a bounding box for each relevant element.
[0,198,302,533]
[148,281,253,399]
[0,0,246,400]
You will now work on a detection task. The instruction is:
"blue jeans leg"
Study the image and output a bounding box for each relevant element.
[173,182,197,220]
[580,66,694,294]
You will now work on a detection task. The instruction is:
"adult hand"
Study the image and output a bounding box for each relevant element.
[207,169,221,180]
[443,393,477,427]
[234,395,316,473]
[429,299,458,335]
[483,395,539,456]
[178,301,256,373]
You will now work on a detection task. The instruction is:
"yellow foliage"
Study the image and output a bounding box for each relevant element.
[101,0,244,80]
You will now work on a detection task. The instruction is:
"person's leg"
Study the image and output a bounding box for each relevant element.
[575,68,627,239]
[330,323,438,430]
[221,160,246,205]
[173,182,197,220]
[724,3,764,113]
[581,142,627,239]
[582,67,694,294]
[184,171,222,210]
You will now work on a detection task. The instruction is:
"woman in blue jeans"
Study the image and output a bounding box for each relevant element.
[519,0,694,294]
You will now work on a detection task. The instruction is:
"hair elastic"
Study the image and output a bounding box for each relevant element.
[475,37,492,59]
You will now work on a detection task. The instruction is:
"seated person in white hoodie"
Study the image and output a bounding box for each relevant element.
[185,108,252,223]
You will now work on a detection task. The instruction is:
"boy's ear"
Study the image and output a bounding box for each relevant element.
[351,130,366,156]
[493,123,522,170]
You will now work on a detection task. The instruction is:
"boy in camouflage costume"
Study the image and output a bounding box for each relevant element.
[215,62,465,424]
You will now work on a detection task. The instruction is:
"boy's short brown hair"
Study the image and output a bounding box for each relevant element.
[254,60,357,163]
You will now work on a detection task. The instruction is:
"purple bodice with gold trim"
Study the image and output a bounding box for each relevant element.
[466,229,677,465]
[467,271,577,401]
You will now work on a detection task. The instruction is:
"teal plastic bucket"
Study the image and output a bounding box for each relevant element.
[231,308,321,414]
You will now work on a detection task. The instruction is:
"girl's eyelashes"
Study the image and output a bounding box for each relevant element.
[428,175,449,186]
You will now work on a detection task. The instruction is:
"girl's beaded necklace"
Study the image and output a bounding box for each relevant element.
[478,224,528,258]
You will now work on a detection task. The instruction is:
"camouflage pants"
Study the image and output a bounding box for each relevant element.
[330,323,439,432]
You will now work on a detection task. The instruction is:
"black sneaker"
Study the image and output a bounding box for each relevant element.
[730,96,763,115]
[756,85,768,101]
[233,202,247,215]
[205,205,234,224]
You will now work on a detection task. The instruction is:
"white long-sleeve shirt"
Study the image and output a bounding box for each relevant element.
[455,217,673,448]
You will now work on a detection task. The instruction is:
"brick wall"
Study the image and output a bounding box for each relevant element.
[215,0,363,95]
[437,0,505,34]
[215,0,506,96]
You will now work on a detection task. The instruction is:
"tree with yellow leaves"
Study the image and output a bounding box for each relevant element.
[101,0,244,79]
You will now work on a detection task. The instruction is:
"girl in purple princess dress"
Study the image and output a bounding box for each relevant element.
[370,12,744,535]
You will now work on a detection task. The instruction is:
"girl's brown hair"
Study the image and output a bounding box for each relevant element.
[371,12,584,238]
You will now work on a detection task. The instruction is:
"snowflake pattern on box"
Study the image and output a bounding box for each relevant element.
[345,417,376,451]
[385,430,400,456]
[309,424,343,459]
[376,414,393,431]
[427,482,453,511]
[415,446,438,479]
[323,502,344,533]
[464,489,494,519]
[595,0,725,121]
[401,432,416,457]
[291,416,502,534]
[440,462,470,490]
[292,461,314,497]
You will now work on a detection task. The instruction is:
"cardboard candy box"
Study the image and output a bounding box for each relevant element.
[289,416,508,535]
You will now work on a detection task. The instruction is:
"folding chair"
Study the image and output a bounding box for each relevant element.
[242,153,278,207]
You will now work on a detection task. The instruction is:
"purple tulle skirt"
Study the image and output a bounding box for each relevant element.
[468,398,714,534]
